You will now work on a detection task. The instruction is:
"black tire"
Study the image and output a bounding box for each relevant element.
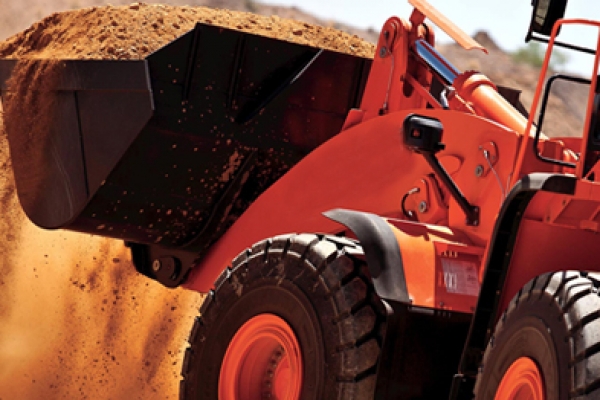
[474,271,600,399]
[180,233,385,399]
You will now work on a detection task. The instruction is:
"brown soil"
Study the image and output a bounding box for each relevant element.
[1,97,203,400]
[0,106,203,400]
[0,3,375,60]
[2,60,64,209]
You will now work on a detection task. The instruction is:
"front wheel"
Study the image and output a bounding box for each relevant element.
[474,271,600,399]
[180,234,384,399]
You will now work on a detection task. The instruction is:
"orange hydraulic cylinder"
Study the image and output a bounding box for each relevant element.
[453,71,529,137]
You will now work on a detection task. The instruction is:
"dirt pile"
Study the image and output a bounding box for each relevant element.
[0,3,375,60]
[0,0,379,52]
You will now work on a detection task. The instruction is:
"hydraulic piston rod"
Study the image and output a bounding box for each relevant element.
[414,39,459,85]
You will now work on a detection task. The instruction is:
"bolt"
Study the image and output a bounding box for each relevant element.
[418,201,428,213]
[474,165,484,177]
[152,259,162,272]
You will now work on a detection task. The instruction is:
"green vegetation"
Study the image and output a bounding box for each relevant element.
[245,0,258,13]
[511,41,569,70]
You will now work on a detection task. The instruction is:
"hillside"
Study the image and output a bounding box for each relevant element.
[439,31,587,139]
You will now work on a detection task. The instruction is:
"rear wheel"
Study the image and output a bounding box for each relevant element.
[180,234,384,399]
[494,357,545,400]
[474,271,600,399]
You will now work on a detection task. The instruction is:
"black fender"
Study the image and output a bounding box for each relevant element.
[325,208,473,399]
[323,208,409,304]
[325,208,413,399]
[451,173,577,399]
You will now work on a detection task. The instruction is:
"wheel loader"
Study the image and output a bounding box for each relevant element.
[1,0,598,398]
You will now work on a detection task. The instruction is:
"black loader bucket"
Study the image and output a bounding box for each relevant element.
[0,23,371,253]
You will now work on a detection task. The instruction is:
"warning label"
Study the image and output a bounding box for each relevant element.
[441,259,480,296]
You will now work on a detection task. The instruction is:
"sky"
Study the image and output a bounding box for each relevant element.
[265,0,600,76]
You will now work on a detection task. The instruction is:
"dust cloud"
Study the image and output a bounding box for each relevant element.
[0,113,203,399]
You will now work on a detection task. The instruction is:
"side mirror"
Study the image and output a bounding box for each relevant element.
[403,114,445,154]
[527,0,567,39]
[401,114,480,225]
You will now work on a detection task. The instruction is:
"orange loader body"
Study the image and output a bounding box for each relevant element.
[179,1,600,397]
[186,0,591,316]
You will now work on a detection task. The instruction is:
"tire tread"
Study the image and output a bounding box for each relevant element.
[475,271,600,399]
[180,234,384,399]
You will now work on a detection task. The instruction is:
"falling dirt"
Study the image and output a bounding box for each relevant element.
[0,109,203,400]
[1,59,64,209]
[0,29,203,400]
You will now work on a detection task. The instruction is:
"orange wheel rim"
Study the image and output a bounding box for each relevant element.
[495,357,545,400]
[219,314,303,400]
